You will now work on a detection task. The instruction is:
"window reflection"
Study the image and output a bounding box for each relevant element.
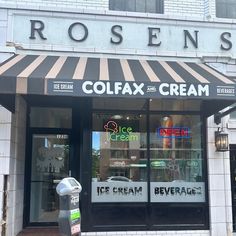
[92,113,147,202]
[30,107,72,128]
[149,115,205,203]
[91,111,205,203]
[150,115,203,182]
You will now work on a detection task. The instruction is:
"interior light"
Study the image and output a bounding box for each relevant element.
[111,115,123,119]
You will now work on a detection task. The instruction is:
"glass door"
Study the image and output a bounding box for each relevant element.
[29,134,70,223]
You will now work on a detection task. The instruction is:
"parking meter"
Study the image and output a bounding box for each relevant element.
[56,177,82,236]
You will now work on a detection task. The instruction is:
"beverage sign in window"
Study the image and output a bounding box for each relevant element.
[150,115,205,202]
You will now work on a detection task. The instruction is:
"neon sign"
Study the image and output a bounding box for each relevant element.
[158,127,190,138]
[104,120,139,142]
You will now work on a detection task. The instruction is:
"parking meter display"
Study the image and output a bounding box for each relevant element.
[70,209,81,235]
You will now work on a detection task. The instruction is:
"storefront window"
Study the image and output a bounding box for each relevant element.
[93,98,147,111]
[109,0,164,14]
[149,99,201,111]
[149,114,205,202]
[30,107,72,128]
[216,0,236,19]
[91,113,147,202]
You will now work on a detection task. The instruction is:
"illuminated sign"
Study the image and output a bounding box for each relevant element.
[151,161,166,168]
[104,120,139,142]
[158,127,190,138]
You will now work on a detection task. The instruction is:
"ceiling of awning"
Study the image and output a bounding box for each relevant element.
[0,54,235,100]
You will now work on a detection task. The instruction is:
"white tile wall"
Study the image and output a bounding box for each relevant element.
[211,223,227,236]
[0,157,10,174]
[207,116,233,236]
[81,231,210,236]
[209,174,225,190]
[0,123,11,140]
[0,141,11,157]
[208,158,224,174]
[0,96,27,236]
[0,107,11,123]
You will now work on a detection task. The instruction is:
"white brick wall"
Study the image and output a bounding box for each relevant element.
[163,0,205,17]
[0,0,216,18]
[0,0,109,10]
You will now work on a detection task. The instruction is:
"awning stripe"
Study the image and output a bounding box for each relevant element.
[73,57,87,80]
[197,63,234,84]
[28,56,59,79]
[84,58,100,81]
[177,61,210,83]
[128,60,150,82]
[99,58,109,81]
[45,56,67,79]
[56,57,80,79]
[108,59,125,81]
[16,77,27,94]
[17,55,47,78]
[140,60,161,82]
[159,61,185,83]
[0,54,235,98]
[120,59,135,81]
[0,55,26,75]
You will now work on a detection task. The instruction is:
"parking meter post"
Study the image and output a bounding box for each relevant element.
[56,177,82,236]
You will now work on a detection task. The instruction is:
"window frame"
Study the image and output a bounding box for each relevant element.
[216,0,236,19]
[109,0,164,14]
[90,98,209,230]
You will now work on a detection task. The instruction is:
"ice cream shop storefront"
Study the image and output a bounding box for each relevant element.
[1,9,236,235]
[0,53,235,233]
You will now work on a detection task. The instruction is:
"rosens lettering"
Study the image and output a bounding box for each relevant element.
[82,81,144,96]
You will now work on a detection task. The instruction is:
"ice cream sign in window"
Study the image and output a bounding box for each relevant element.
[104,120,139,142]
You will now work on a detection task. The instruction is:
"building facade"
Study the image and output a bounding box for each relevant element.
[0,0,236,236]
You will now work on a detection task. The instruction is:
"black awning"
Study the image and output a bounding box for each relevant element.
[0,54,235,100]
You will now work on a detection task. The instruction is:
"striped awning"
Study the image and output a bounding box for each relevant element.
[0,54,235,100]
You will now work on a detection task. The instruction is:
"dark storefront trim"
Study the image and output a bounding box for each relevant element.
[21,96,210,231]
